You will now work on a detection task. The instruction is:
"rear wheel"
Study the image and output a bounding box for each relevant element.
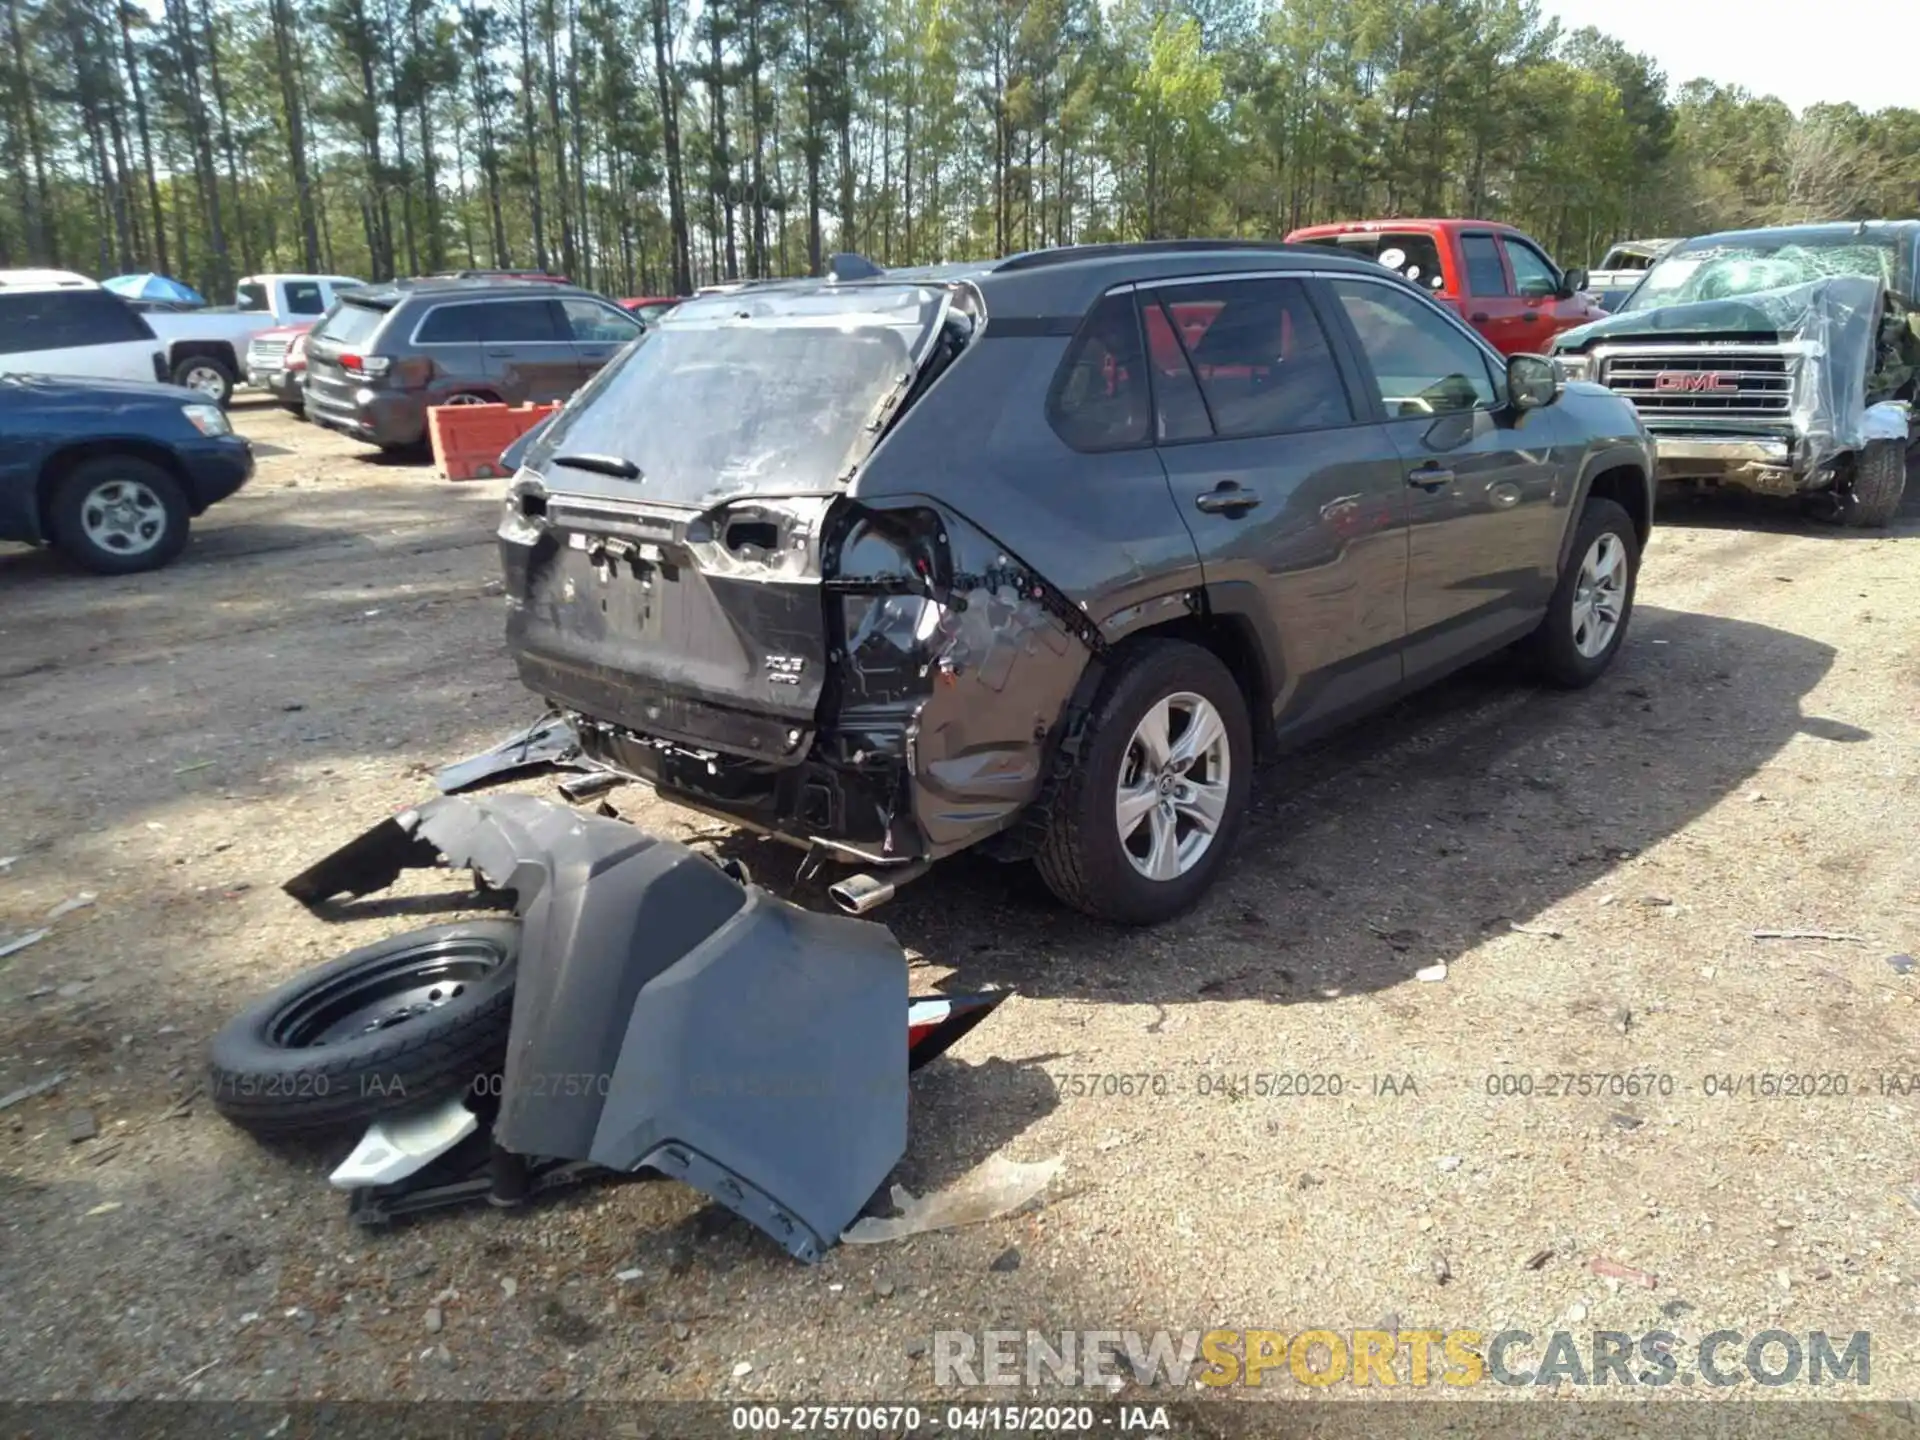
[1522,497,1639,688]
[1843,440,1907,528]
[208,921,518,1137]
[171,355,234,406]
[1036,639,1252,925]
[49,456,191,575]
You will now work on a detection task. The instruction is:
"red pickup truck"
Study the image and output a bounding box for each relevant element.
[1284,218,1605,355]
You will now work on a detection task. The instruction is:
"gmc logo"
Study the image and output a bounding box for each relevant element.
[1654,370,1738,393]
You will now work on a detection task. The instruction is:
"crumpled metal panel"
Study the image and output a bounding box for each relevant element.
[1555,274,1911,473]
[284,794,907,1262]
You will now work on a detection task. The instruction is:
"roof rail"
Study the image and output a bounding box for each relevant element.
[992,240,1301,274]
[825,252,886,281]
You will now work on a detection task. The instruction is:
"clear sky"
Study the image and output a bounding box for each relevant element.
[1537,0,1912,114]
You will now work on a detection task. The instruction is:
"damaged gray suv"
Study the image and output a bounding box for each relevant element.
[499,242,1655,924]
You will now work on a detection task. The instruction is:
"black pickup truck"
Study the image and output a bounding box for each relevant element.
[1550,221,1919,526]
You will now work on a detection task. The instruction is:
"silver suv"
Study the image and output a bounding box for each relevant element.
[303,278,643,452]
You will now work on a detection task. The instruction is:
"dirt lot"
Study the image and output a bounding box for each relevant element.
[2,399,1918,1408]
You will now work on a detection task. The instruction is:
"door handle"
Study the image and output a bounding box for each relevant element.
[1194,482,1260,515]
[1470,312,1490,323]
[1521,311,1540,322]
[486,350,516,358]
[1407,466,1454,492]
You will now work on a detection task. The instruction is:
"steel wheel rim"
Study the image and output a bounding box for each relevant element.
[444,393,490,406]
[80,479,168,557]
[181,364,226,397]
[1570,532,1626,659]
[267,936,509,1048]
[1115,691,1231,882]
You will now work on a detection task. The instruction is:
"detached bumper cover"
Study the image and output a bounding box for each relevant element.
[285,794,906,1262]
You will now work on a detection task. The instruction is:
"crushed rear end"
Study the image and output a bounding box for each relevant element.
[498,279,1094,886]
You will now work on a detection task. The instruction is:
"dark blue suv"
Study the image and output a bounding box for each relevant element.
[0,375,254,574]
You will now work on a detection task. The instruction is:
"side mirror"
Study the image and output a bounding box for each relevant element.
[1508,353,1560,411]
[1558,267,1589,299]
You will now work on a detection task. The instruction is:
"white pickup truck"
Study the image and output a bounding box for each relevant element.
[145,273,364,404]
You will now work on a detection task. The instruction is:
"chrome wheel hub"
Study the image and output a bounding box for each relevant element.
[80,479,167,557]
[1115,692,1231,882]
[1570,532,1626,659]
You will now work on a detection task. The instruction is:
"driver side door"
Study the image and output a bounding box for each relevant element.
[1324,276,1568,687]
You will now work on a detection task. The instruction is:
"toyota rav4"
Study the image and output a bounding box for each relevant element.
[497,241,1654,924]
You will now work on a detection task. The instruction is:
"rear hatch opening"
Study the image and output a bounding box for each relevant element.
[499,281,979,840]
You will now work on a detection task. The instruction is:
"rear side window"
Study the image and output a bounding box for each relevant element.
[483,299,563,343]
[415,303,486,344]
[1460,235,1511,296]
[1306,232,1447,294]
[1149,278,1353,440]
[286,281,326,315]
[316,300,388,346]
[0,289,152,353]
[237,282,270,312]
[1048,293,1150,452]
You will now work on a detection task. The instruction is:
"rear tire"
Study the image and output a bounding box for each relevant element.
[1523,497,1639,688]
[171,355,235,406]
[48,456,191,576]
[208,921,518,1137]
[1843,440,1907,528]
[1035,639,1252,925]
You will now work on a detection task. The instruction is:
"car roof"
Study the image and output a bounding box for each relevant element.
[785,241,1411,323]
[341,277,600,306]
[1677,221,1920,249]
[1287,218,1525,238]
[0,268,99,291]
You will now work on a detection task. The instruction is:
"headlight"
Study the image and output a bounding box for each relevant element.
[1554,355,1591,384]
[182,403,231,437]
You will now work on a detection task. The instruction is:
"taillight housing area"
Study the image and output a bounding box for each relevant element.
[684,496,834,578]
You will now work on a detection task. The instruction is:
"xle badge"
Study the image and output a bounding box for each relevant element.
[765,656,806,686]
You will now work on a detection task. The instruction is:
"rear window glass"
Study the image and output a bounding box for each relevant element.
[1303,232,1447,294]
[415,303,486,344]
[0,289,153,353]
[315,300,388,346]
[1048,293,1150,452]
[527,284,947,504]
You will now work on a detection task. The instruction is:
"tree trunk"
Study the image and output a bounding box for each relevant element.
[268,0,320,270]
[516,0,549,271]
[7,0,55,261]
[198,0,252,272]
[650,0,690,291]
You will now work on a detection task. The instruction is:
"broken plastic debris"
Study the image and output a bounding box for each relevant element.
[0,1071,68,1112]
[1414,962,1449,983]
[841,1153,1064,1244]
[45,892,97,921]
[1862,401,1910,442]
[0,929,49,961]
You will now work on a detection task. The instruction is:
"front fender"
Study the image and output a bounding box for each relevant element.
[285,794,907,1262]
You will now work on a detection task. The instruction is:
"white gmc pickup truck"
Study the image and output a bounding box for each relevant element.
[144,273,364,404]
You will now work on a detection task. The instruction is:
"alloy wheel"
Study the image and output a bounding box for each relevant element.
[79,479,169,558]
[1113,692,1231,882]
[1570,532,1626,659]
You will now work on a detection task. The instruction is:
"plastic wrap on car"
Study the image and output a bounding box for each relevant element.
[1556,275,1915,473]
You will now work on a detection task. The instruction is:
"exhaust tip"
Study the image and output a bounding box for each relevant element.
[828,873,895,916]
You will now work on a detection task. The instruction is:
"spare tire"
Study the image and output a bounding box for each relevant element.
[209,921,518,1137]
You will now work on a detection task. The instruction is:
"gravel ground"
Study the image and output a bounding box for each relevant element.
[1,400,1917,1408]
